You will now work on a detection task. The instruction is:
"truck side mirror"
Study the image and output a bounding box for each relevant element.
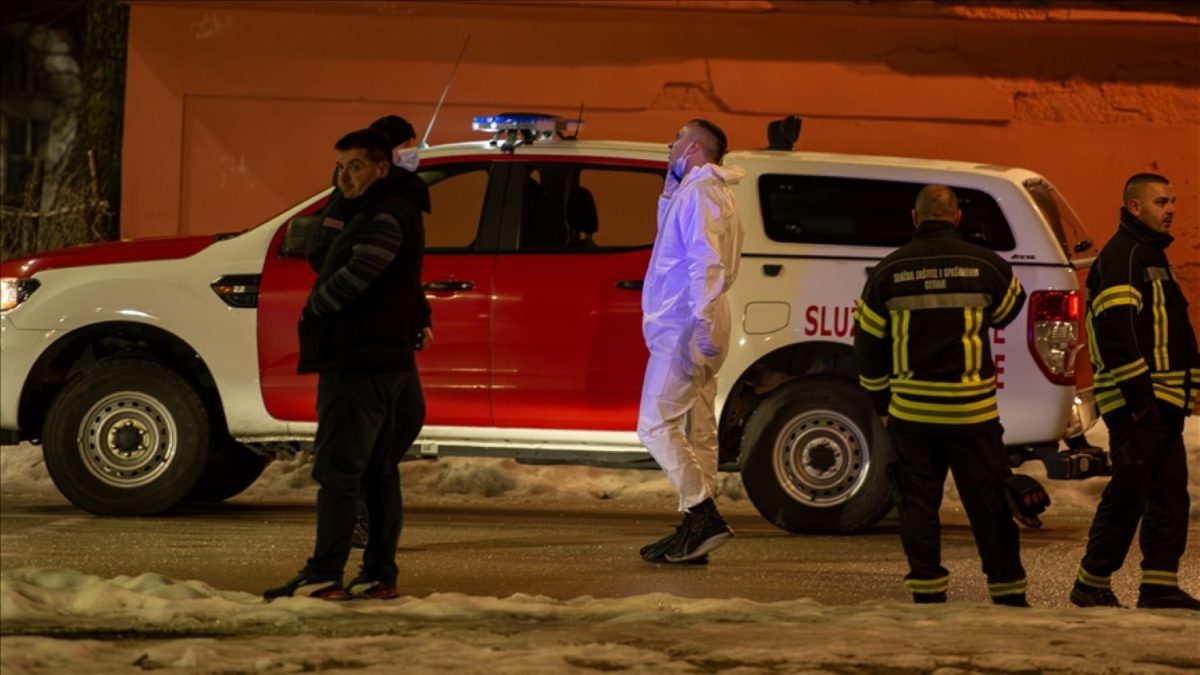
[281,215,321,258]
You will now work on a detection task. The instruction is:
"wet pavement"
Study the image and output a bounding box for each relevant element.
[3,491,1196,608]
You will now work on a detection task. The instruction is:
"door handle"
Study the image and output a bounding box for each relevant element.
[423,280,474,292]
[616,279,643,291]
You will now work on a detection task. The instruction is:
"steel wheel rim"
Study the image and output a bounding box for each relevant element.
[77,391,178,488]
[772,409,870,507]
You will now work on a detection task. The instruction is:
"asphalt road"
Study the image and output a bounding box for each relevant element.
[4,491,1196,608]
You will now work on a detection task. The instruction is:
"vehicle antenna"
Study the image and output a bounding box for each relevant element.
[564,102,585,140]
[420,35,471,149]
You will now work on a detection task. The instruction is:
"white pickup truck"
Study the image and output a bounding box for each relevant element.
[0,114,1102,533]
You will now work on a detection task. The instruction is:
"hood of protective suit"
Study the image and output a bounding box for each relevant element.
[642,162,746,358]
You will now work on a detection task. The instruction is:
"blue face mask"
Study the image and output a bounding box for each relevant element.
[394,147,419,172]
[669,142,695,183]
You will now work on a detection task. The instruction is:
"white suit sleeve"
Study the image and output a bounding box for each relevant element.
[684,185,731,337]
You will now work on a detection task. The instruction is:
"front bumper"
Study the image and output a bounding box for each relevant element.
[0,313,55,434]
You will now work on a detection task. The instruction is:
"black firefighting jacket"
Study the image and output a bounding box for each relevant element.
[854,220,1026,425]
[1087,208,1199,417]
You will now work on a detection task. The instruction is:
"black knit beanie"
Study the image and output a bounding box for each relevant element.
[369,115,417,147]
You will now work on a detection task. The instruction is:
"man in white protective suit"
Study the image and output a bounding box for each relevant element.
[638,119,745,564]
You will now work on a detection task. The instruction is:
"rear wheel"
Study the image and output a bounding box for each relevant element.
[42,357,210,516]
[739,376,894,534]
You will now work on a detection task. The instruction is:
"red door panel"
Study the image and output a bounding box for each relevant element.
[420,255,494,426]
[258,206,325,422]
[491,250,650,430]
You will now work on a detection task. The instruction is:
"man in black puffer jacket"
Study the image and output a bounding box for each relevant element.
[265,128,428,601]
[305,115,432,552]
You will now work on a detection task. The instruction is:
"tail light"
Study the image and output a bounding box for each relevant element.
[1027,290,1082,385]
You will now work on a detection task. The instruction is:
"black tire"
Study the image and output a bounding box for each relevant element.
[42,357,211,516]
[185,436,269,503]
[739,376,894,534]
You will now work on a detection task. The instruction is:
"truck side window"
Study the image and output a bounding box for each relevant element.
[758,175,1016,251]
[420,164,491,251]
[511,164,662,251]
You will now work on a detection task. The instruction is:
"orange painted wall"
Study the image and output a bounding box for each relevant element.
[121,1,1199,321]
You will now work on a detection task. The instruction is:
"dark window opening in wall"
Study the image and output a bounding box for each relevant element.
[758,174,1016,252]
[1,34,46,96]
[2,115,50,196]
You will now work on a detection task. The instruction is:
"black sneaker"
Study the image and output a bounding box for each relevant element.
[992,594,1030,608]
[348,574,400,600]
[912,591,947,604]
[1137,586,1200,611]
[640,527,683,562]
[263,572,349,600]
[664,500,733,563]
[1070,582,1122,608]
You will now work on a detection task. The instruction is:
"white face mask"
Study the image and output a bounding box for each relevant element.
[394,146,419,172]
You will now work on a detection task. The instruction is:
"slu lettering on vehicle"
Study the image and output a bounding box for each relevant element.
[0,113,1105,532]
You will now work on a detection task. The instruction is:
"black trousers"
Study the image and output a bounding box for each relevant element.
[304,368,425,585]
[889,418,1026,593]
[1080,403,1188,580]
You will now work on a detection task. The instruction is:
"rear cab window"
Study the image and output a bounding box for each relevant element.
[758,174,1015,251]
[1023,178,1095,264]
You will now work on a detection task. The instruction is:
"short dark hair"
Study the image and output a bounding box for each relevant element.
[914,184,959,222]
[1123,172,1169,202]
[334,128,392,164]
[689,118,728,164]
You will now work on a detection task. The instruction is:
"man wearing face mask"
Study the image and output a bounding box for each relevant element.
[638,119,745,564]
[304,115,433,551]
[265,127,428,600]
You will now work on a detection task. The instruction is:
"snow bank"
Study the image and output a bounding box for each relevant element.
[4,419,1198,518]
[2,567,1198,674]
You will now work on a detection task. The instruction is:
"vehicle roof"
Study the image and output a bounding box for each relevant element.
[422,139,1041,182]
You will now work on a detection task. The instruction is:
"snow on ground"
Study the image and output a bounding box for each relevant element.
[2,567,1198,674]
[4,418,1198,518]
[2,424,1199,673]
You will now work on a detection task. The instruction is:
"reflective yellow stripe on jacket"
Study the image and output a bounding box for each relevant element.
[991,275,1023,324]
[1151,280,1169,370]
[1090,284,1142,315]
[889,394,999,425]
[854,299,887,339]
[890,309,911,379]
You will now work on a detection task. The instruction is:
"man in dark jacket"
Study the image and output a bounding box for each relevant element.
[305,115,432,550]
[265,127,428,601]
[854,185,1032,606]
[1070,173,1200,610]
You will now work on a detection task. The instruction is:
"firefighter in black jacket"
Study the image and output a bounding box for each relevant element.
[854,185,1034,606]
[1071,173,1200,610]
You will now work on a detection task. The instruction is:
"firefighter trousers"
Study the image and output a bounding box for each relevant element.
[889,418,1026,597]
[1079,403,1188,583]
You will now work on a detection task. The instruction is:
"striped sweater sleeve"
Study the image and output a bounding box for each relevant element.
[306,212,404,317]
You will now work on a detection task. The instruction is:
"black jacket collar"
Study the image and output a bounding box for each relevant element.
[914,220,958,238]
[1118,208,1174,249]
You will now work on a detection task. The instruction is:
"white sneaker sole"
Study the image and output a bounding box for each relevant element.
[665,530,733,563]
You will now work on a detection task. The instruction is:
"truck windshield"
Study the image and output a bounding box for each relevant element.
[1024,178,1094,264]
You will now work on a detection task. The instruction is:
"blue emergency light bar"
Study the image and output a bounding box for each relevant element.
[471,113,582,151]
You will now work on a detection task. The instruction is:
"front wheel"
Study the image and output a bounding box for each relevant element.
[185,436,269,503]
[739,376,894,534]
[42,357,211,516]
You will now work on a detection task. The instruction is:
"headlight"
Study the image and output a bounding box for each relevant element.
[0,278,40,312]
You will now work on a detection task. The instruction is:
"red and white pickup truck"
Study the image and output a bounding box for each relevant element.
[0,115,1103,532]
